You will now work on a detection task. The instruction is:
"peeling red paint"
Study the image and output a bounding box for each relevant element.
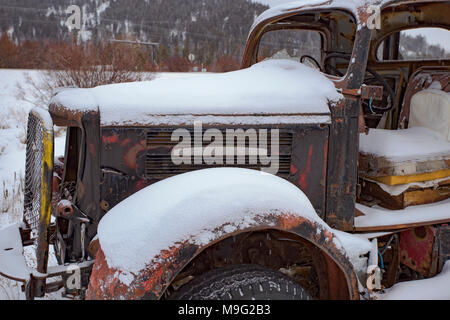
[323,138,328,179]
[102,135,119,144]
[89,143,96,156]
[120,138,131,147]
[399,227,436,276]
[290,164,298,175]
[86,214,359,300]
[135,179,147,192]
[124,139,147,170]
[279,214,305,229]
[323,230,334,242]
[143,266,164,291]
[298,145,313,190]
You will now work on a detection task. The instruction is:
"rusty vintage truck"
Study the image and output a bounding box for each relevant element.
[0,0,449,300]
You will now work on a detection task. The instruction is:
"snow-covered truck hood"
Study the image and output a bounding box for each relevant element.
[49,59,342,126]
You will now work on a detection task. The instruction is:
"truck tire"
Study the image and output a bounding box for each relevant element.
[169,264,312,300]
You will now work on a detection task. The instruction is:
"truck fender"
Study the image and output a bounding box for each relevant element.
[87,216,359,300]
[85,168,359,300]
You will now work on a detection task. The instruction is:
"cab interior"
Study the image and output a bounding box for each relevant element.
[356,2,450,213]
[254,2,450,216]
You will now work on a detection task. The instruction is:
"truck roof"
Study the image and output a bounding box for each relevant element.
[250,0,445,36]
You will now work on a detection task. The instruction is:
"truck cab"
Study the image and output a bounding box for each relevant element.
[0,0,449,300]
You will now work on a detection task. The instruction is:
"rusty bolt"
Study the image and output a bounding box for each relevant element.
[57,200,74,218]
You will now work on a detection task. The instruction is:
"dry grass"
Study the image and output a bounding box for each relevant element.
[0,278,23,300]
[15,42,154,110]
[0,173,26,300]
[1,173,24,217]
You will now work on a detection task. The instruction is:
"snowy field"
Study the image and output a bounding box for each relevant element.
[0,68,449,300]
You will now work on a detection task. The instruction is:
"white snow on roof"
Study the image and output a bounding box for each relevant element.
[355,198,450,229]
[251,0,329,30]
[50,59,341,125]
[97,168,331,277]
[250,0,394,32]
[359,127,450,163]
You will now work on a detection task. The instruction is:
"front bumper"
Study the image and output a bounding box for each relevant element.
[0,223,93,299]
[0,224,43,283]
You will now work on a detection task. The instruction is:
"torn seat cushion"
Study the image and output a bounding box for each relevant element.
[409,89,450,141]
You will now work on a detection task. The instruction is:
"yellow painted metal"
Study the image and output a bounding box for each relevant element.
[365,169,450,186]
[33,110,54,274]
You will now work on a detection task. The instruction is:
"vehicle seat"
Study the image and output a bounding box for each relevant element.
[399,67,450,129]
[359,67,450,183]
[357,68,450,209]
[359,126,450,184]
[409,88,450,141]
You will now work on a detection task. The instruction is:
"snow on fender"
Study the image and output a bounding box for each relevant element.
[86,168,358,300]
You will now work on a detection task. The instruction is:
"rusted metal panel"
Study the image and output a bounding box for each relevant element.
[361,85,384,101]
[86,214,359,300]
[288,125,329,219]
[400,226,437,277]
[325,99,360,231]
[99,125,330,220]
[437,224,450,273]
[399,224,450,278]
[61,112,103,263]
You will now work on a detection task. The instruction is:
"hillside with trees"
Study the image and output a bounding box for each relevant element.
[0,0,448,71]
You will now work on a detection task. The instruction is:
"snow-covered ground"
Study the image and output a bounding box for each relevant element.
[0,69,449,300]
[376,261,450,300]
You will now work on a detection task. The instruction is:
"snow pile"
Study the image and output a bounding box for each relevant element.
[0,224,37,281]
[355,198,450,229]
[359,127,450,162]
[378,261,450,300]
[98,167,330,277]
[50,59,341,125]
[332,230,371,279]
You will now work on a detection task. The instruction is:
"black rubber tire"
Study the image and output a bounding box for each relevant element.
[169,264,312,300]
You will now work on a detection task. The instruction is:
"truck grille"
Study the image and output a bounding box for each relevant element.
[23,109,53,233]
[145,128,293,179]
